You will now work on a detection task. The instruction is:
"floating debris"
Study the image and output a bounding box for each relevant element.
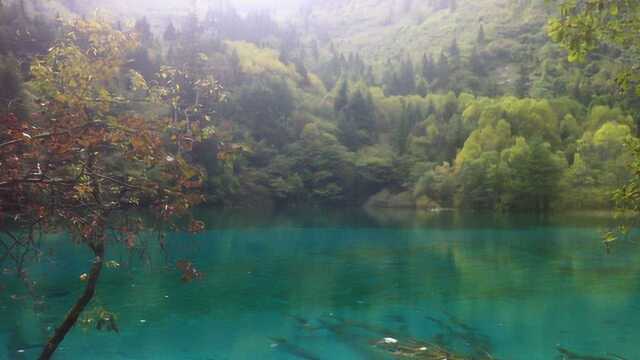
[383,337,398,344]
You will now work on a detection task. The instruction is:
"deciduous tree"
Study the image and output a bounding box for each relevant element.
[0,18,221,359]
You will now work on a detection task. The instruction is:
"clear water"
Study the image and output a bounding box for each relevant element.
[1,209,640,359]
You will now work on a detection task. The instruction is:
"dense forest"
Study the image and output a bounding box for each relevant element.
[3,1,640,359]
[1,0,637,212]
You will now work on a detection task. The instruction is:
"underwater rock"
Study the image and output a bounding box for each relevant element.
[426,314,493,358]
[319,315,472,359]
[287,314,321,331]
[373,336,467,359]
[268,337,320,360]
[44,289,71,299]
[556,346,626,360]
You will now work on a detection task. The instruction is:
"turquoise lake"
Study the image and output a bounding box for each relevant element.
[1,209,640,359]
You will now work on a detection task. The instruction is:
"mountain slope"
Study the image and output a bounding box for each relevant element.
[303,0,552,65]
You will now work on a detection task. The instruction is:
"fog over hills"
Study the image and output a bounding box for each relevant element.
[17,0,551,66]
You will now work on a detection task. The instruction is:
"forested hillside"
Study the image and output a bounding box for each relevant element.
[2,0,637,211]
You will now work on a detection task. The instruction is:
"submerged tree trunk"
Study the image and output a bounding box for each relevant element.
[38,243,104,360]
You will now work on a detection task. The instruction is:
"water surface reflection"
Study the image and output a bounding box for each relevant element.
[1,209,639,359]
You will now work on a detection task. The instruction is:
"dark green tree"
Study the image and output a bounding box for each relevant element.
[365,66,375,85]
[394,103,422,154]
[163,22,177,42]
[435,51,450,89]
[227,49,243,85]
[236,77,295,149]
[339,90,376,150]
[526,139,563,211]
[398,57,416,95]
[448,39,460,66]
[477,24,486,47]
[294,58,311,86]
[422,53,436,83]
[128,46,157,81]
[334,80,349,113]
[311,39,319,61]
[134,17,154,46]
[469,47,486,76]
[515,63,530,98]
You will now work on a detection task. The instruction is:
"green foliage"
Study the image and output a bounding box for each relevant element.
[337,89,377,150]
[501,138,567,210]
[234,76,295,149]
[1,18,215,358]
[451,95,632,210]
[1,0,635,212]
[228,41,301,81]
[549,0,640,100]
[283,121,355,203]
[414,162,455,207]
[383,57,417,96]
[394,103,421,155]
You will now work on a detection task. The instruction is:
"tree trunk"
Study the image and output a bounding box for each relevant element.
[38,243,104,360]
